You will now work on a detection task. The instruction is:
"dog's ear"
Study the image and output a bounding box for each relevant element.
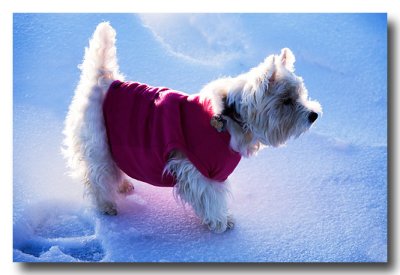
[262,55,276,83]
[279,48,295,72]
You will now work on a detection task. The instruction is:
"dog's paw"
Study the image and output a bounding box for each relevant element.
[118,179,134,195]
[101,202,118,216]
[207,215,235,233]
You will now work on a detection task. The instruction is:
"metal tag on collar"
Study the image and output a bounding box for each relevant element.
[210,115,227,132]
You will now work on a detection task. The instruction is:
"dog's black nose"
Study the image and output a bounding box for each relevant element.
[308,111,318,123]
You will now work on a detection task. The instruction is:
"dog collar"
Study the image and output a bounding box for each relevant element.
[222,99,245,129]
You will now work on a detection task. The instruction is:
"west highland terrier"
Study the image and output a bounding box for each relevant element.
[63,22,322,233]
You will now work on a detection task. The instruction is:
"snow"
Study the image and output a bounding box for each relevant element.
[13,13,387,262]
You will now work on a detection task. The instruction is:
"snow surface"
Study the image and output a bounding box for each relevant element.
[13,13,387,262]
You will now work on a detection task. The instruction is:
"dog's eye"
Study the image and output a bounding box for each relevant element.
[283,99,292,106]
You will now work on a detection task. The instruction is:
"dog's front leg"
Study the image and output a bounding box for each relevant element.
[176,174,234,233]
[166,156,234,233]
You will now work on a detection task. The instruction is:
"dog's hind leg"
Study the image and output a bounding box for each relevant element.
[79,83,123,215]
[84,149,123,215]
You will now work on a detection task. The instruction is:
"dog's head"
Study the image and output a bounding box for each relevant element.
[230,48,322,151]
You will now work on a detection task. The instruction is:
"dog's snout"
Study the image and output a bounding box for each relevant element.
[308,111,318,123]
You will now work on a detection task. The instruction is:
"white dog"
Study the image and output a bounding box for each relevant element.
[63,22,322,233]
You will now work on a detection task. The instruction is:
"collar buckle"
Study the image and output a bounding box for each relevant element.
[210,115,227,132]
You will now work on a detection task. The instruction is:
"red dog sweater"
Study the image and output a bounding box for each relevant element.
[103,80,241,187]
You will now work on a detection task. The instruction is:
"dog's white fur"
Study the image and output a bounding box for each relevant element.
[63,22,322,233]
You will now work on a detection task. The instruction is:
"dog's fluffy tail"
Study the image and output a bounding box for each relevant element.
[80,21,123,88]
